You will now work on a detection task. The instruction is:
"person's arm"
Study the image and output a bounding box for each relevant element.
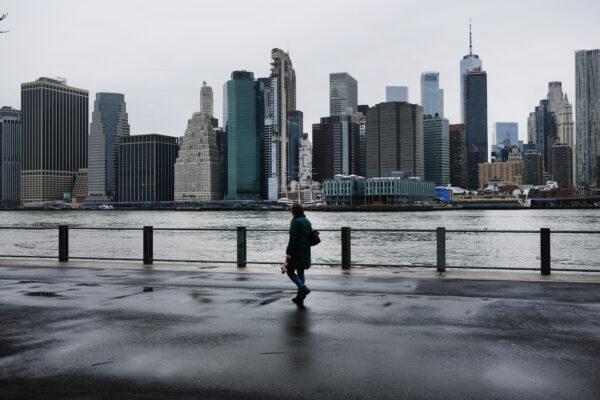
[286,219,299,257]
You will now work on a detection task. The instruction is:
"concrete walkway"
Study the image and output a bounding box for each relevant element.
[1,263,600,399]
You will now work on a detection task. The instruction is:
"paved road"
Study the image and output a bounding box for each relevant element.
[1,265,600,399]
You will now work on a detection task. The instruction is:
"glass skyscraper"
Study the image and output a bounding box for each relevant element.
[460,22,483,123]
[420,72,444,117]
[494,122,518,146]
[330,73,358,116]
[423,115,449,186]
[287,110,303,181]
[0,106,21,205]
[385,86,409,102]
[465,69,488,190]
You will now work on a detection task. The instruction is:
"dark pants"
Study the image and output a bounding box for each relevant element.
[286,268,305,288]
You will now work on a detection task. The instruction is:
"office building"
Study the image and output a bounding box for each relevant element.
[0,106,21,205]
[200,81,213,117]
[330,73,357,116]
[523,151,544,185]
[449,123,468,188]
[420,72,444,117]
[423,115,449,185]
[547,82,574,149]
[88,93,130,201]
[299,133,312,183]
[21,77,88,204]
[215,128,228,199]
[478,148,523,189]
[72,168,88,202]
[118,134,179,203]
[494,122,518,146]
[551,143,573,188]
[465,68,488,190]
[223,71,263,200]
[288,110,303,181]
[531,99,558,173]
[175,112,222,201]
[460,21,483,122]
[366,102,424,179]
[575,49,600,186]
[312,115,361,182]
[385,86,409,102]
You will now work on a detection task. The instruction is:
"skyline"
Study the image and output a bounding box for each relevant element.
[1,0,599,143]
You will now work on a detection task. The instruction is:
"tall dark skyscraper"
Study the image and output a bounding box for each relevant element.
[464,69,488,190]
[88,93,130,201]
[366,102,424,178]
[523,151,544,185]
[551,144,573,188]
[287,110,303,182]
[0,106,22,205]
[312,115,360,182]
[532,99,558,173]
[449,123,468,188]
[423,115,449,186]
[460,21,483,123]
[21,77,88,204]
[118,134,179,203]
[330,72,358,116]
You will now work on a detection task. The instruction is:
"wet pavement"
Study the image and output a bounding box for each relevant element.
[1,265,600,399]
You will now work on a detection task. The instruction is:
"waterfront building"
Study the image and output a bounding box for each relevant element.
[88,93,130,201]
[21,77,88,204]
[0,107,21,205]
[330,73,357,116]
[523,151,544,185]
[449,123,468,189]
[118,134,179,203]
[494,122,518,146]
[223,71,263,200]
[478,148,523,189]
[460,21,483,123]
[72,168,88,202]
[420,72,444,117]
[200,81,213,117]
[465,68,488,190]
[551,143,573,188]
[385,86,409,102]
[215,128,228,199]
[423,115,449,186]
[298,133,312,183]
[174,112,222,201]
[366,102,424,179]
[321,175,366,206]
[575,49,600,186]
[288,110,303,181]
[312,115,361,182]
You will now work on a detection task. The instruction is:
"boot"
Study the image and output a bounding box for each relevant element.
[300,285,311,299]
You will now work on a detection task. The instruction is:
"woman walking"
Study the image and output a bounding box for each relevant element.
[285,203,312,307]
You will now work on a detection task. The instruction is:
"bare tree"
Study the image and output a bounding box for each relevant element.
[0,13,8,34]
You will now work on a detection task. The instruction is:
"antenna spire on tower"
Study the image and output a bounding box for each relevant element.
[469,19,473,56]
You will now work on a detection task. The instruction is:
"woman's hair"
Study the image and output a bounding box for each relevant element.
[291,203,304,217]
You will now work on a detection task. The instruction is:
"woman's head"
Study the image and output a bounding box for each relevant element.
[291,203,304,217]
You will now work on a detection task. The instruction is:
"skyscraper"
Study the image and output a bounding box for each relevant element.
[465,69,488,190]
[223,71,263,200]
[423,115,449,185]
[288,110,303,181]
[366,102,424,178]
[523,151,544,186]
[118,134,179,203]
[312,115,361,182]
[88,93,130,201]
[21,77,88,204]
[0,106,21,205]
[532,99,558,173]
[494,122,518,146]
[385,86,409,102]
[551,144,573,188]
[420,72,444,117]
[330,73,358,116]
[449,124,468,188]
[298,132,312,183]
[460,21,483,123]
[547,82,574,148]
[200,81,213,117]
[575,49,600,186]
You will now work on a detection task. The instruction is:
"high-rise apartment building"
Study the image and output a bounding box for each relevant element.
[118,134,179,202]
[330,73,357,116]
[465,69,488,190]
[366,102,424,178]
[87,93,130,201]
[0,106,21,205]
[460,22,483,123]
[21,77,88,204]
[385,86,409,102]
[288,110,303,181]
[494,122,518,146]
[449,123,468,188]
[200,81,213,117]
[420,72,444,117]
[551,143,573,188]
[423,115,449,186]
[575,49,600,186]
[312,115,361,182]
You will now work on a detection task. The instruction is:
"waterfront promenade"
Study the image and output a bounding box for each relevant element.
[1,261,600,399]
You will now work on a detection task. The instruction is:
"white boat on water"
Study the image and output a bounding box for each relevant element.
[98,204,114,210]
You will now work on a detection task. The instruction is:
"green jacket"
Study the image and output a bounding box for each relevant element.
[286,213,312,269]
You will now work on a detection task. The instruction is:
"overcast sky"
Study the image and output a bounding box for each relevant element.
[1,0,599,143]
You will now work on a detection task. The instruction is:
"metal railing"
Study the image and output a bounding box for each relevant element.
[0,225,599,274]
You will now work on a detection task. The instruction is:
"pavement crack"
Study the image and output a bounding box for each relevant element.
[90,360,113,367]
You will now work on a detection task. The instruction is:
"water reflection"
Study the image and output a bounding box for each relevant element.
[283,308,312,369]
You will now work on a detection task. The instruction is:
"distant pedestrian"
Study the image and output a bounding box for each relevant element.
[283,203,314,307]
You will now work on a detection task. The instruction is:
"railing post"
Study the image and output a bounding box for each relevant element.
[58,225,69,262]
[341,227,351,270]
[541,228,551,275]
[237,226,247,268]
[143,226,153,265]
[437,227,446,273]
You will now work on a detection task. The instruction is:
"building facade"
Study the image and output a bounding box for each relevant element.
[385,86,409,102]
[0,106,21,205]
[465,69,488,190]
[21,77,88,204]
[298,133,312,183]
[288,110,303,181]
[551,143,573,188]
[118,134,179,203]
[87,93,130,201]
[460,22,483,123]
[478,149,523,189]
[200,81,213,117]
[330,72,357,116]
[575,49,600,186]
[494,122,518,146]
[366,102,424,179]
[420,72,444,117]
[449,123,468,188]
[532,99,558,173]
[312,116,361,182]
[523,151,544,185]
[423,115,449,186]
